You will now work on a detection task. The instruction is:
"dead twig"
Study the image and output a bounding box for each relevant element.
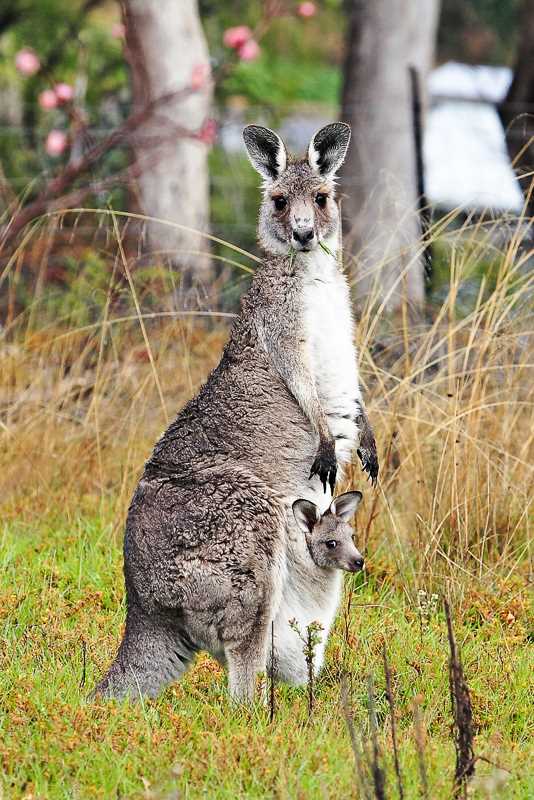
[79,637,87,688]
[444,598,475,798]
[289,618,323,719]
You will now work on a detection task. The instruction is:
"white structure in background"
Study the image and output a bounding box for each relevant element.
[425,61,524,212]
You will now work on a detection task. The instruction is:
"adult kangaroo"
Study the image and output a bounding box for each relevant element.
[93,123,378,702]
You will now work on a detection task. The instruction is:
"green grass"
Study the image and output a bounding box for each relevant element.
[1,510,532,799]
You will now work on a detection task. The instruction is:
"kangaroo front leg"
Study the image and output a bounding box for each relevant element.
[273,354,336,492]
[256,309,337,493]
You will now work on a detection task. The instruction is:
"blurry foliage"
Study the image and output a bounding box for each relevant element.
[0,0,127,196]
[428,237,504,315]
[222,56,339,111]
[0,0,527,317]
[43,250,112,327]
[439,0,522,65]
[209,149,259,255]
[0,0,525,195]
[208,148,259,307]
[202,0,344,110]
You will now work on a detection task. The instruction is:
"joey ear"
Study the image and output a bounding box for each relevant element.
[307,122,351,178]
[292,499,320,534]
[330,491,362,521]
[243,125,287,182]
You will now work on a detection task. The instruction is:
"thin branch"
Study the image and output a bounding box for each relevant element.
[79,637,87,688]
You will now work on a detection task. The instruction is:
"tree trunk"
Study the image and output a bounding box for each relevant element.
[123,0,212,298]
[341,0,440,312]
[499,0,534,218]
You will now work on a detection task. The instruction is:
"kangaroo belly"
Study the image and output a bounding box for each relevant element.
[271,560,342,685]
[302,252,361,470]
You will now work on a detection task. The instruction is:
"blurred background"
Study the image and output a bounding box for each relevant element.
[0,0,532,318]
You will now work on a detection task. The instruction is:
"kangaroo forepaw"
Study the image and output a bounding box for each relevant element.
[309,443,337,493]
[357,446,379,485]
[356,411,379,486]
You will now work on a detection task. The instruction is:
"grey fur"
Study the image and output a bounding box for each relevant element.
[293,491,364,572]
[93,123,378,703]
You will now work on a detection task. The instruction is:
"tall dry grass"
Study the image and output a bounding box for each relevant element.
[1,208,532,598]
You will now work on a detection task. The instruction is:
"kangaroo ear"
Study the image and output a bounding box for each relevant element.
[243,125,287,182]
[308,122,351,178]
[292,499,320,534]
[330,491,362,521]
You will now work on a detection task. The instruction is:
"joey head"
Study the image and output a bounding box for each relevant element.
[293,491,364,572]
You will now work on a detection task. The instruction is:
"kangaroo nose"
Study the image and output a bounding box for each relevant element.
[293,228,314,245]
[351,557,364,572]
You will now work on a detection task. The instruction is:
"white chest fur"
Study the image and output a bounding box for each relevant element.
[302,248,361,470]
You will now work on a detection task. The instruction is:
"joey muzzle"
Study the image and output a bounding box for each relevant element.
[348,555,365,572]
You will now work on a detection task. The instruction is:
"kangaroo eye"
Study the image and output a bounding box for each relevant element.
[315,193,328,208]
[273,196,287,211]
[325,540,337,549]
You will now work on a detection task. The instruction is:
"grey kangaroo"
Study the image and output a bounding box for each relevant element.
[93,122,378,702]
[292,491,364,573]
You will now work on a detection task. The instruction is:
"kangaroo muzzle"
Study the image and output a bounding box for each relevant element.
[292,227,315,247]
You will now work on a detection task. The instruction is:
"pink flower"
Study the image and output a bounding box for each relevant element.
[237,39,260,62]
[54,83,74,103]
[199,118,217,146]
[223,26,252,50]
[111,22,125,39]
[298,2,317,17]
[45,130,68,157]
[38,89,58,111]
[191,63,211,90]
[15,48,40,76]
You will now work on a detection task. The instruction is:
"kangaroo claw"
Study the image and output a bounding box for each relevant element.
[309,444,337,493]
[357,447,379,486]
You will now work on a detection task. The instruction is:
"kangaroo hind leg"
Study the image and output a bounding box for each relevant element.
[225,625,270,704]
[91,607,196,700]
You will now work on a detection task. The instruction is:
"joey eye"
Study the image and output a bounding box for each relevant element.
[315,193,328,208]
[325,540,337,549]
[273,196,287,211]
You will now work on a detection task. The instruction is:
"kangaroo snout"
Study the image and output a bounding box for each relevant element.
[292,227,315,247]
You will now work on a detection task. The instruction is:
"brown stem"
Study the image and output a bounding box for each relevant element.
[444,598,475,797]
